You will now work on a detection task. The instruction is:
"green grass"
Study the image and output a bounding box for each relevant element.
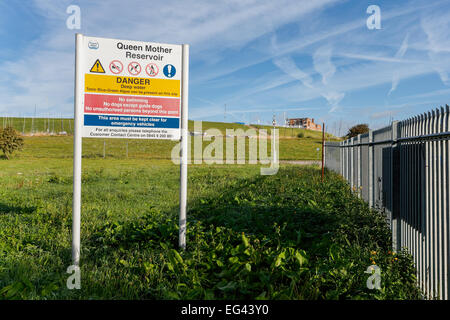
[1,117,338,139]
[0,123,420,300]
[188,120,251,134]
[0,155,421,299]
[9,135,323,161]
[1,118,339,161]
[1,117,74,135]
[1,118,255,136]
[250,124,339,141]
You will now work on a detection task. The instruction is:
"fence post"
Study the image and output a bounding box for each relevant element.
[346,139,349,181]
[413,116,419,285]
[419,113,426,293]
[368,130,373,208]
[431,110,437,298]
[442,105,448,299]
[442,105,450,300]
[357,134,361,198]
[342,140,345,180]
[437,107,444,299]
[392,121,398,251]
[343,140,346,178]
[425,111,431,297]
[349,137,353,190]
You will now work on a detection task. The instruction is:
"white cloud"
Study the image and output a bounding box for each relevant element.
[400,88,450,100]
[195,0,440,85]
[271,36,344,113]
[421,12,450,85]
[272,56,314,89]
[0,0,341,116]
[1,0,450,129]
[313,45,336,85]
[388,33,409,96]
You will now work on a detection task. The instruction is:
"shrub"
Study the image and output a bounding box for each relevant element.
[297,132,305,138]
[346,124,369,139]
[0,127,24,159]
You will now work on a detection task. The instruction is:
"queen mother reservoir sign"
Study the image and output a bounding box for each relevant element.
[81,35,182,140]
[72,34,189,267]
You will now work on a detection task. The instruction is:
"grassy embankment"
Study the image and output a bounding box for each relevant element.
[2,118,338,161]
[0,120,421,300]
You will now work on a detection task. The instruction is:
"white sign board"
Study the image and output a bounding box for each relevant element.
[81,36,182,140]
[72,34,189,267]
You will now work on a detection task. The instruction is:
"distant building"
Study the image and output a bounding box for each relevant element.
[286,118,322,131]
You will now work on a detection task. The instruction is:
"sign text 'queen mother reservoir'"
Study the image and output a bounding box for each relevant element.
[82,36,182,140]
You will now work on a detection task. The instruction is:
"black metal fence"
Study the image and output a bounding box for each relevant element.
[325,105,450,300]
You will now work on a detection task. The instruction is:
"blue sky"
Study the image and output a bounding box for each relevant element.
[1,0,450,135]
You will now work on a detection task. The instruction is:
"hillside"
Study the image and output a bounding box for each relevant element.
[0,117,340,140]
[1,118,340,161]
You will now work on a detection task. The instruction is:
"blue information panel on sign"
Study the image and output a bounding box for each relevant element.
[84,114,180,128]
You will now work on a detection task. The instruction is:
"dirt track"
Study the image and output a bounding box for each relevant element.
[280,160,321,165]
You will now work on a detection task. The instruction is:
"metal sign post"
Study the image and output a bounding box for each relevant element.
[321,122,325,183]
[179,44,189,250]
[72,33,83,265]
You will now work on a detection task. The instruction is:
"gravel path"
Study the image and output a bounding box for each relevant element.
[280,160,321,165]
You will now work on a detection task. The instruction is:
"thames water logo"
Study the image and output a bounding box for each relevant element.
[88,41,99,49]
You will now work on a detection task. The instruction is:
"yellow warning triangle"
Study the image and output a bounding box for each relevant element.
[90,59,105,73]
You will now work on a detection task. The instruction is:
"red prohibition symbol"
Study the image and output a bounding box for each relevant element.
[109,60,123,74]
[128,62,141,75]
[145,63,159,77]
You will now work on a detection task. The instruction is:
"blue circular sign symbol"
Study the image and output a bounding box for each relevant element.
[163,64,176,78]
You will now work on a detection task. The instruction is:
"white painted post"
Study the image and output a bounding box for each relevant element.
[72,33,83,266]
[179,44,189,250]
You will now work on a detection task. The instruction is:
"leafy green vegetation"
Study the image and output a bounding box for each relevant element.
[0,127,24,159]
[346,124,369,139]
[0,123,418,300]
[0,155,421,299]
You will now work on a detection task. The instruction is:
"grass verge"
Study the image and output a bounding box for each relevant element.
[0,160,421,299]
